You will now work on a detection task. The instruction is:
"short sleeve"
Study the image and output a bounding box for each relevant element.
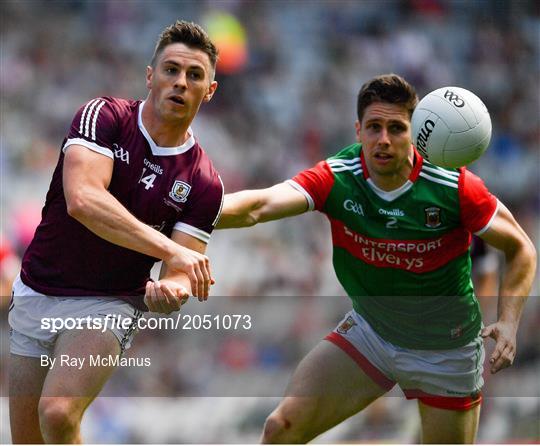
[62,97,118,159]
[459,168,498,235]
[173,173,224,244]
[287,160,335,212]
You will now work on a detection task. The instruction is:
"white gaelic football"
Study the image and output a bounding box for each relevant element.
[411,86,492,168]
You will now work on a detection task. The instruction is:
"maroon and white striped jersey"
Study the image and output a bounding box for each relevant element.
[21,97,224,309]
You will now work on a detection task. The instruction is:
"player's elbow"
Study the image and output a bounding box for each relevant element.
[244,210,261,227]
[517,233,536,265]
[216,211,259,229]
[65,189,92,220]
[524,237,537,273]
[507,233,537,276]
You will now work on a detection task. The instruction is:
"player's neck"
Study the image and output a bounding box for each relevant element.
[370,171,411,191]
[368,151,415,192]
[142,102,191,147]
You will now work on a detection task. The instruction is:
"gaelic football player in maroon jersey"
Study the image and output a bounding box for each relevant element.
[9,21,224,443]
[218,74,536,443]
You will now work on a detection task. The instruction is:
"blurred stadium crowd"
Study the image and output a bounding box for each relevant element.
[1,0,538,443]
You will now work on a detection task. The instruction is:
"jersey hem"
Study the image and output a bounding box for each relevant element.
[351,304,481,350]
[286,180,315,211]
[18,270,146,310]
[474,199,499,236]
[173,222,210,244]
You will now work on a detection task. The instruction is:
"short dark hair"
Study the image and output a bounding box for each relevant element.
[357,74,418,122]
[151,20,218,71]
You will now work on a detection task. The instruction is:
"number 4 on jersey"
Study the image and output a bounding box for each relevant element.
[139,167,156,190]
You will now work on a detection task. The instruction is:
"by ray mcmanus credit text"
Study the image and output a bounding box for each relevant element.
[41,354,151,369]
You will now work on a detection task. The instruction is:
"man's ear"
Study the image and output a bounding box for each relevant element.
[146,66,153,90]
[355,120,362,143]
[203,81,218,102]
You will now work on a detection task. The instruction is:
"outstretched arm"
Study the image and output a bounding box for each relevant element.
[479,201,537,374]
[217,182,310,229]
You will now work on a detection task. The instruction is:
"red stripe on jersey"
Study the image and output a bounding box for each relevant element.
[291,160,335,211]
[360,150,369,180]
[361,145,424,182]
[458,168,498,233]
[325,332,395,391]
[330,218,471,273]
[404,389,482,411]
[410,146,424,181]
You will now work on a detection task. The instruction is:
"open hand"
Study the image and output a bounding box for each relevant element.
[481,321,518,374]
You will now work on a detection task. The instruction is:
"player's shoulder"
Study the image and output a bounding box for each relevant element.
[190,142,223,190]
[77,96,140,118]
[327,143,361,163]
[418,159,461,190]
[325,143,362,175]
[103,96,140,110]
[67,96,139,145]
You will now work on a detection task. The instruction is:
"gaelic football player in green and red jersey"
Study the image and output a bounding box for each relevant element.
[217,74,536,443]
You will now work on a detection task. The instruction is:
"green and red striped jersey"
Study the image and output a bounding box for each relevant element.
[288,143,498,349]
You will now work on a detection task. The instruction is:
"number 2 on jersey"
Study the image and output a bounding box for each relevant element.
[139,167,156,190]
[386,217,398,229]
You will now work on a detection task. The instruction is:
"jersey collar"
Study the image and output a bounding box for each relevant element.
[359,144,424,202]
[138,101,196,156]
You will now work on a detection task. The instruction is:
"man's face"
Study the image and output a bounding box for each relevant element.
[355,102,412,177]
[146,43,217,123]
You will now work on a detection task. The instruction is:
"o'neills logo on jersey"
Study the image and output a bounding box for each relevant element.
[379,208,405,217]
[169,180,191,203]
[144,158,163,175]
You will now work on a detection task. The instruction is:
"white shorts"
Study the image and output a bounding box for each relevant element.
[9,274,142,357]
[326,310,484,410]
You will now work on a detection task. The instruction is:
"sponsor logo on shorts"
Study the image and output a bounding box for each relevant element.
[337,315,357,334]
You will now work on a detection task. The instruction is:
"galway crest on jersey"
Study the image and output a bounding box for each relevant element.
[169,180,192,203]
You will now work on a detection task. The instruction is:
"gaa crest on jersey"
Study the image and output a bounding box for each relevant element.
[337,316,357,334]
[169,180,191,203]
[424,206,442,228]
